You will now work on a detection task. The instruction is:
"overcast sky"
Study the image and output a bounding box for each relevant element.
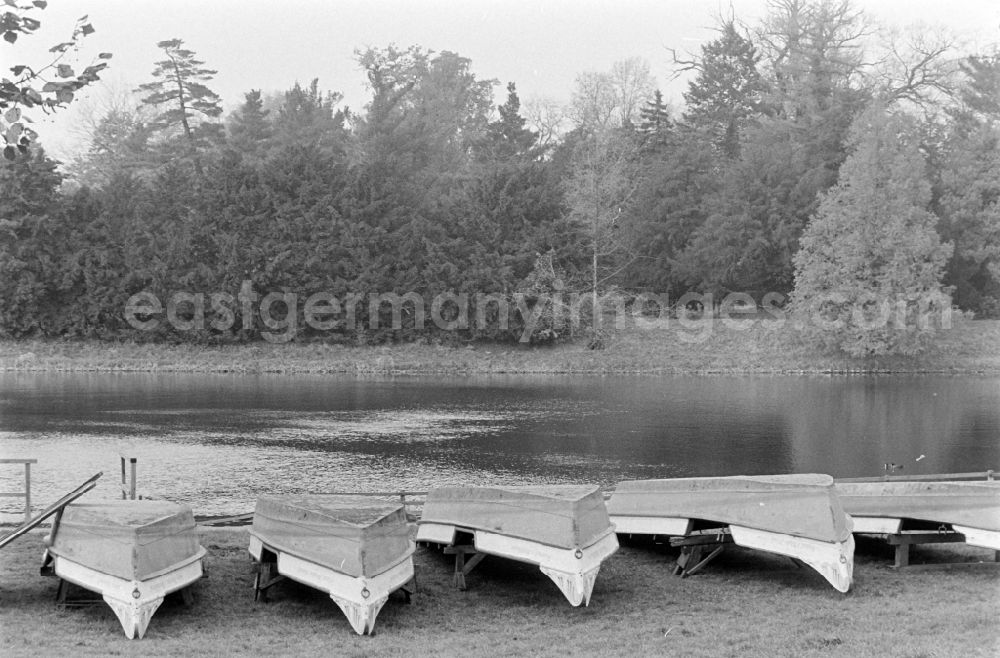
[11,0,1000,159]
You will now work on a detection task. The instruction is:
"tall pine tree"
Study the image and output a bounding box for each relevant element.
[682,20,768,157]
[137,39,222,143]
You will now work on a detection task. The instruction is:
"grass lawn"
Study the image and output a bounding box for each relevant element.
[1,318,999,375]
[1,529,997,657]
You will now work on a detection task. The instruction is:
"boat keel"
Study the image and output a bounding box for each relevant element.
[539,565,601,607]
[103,593,164,639]
[330,593,389,635]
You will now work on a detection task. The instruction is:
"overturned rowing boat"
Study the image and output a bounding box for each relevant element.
[248,495,415,635]
[607,474,854,592]
[416,484,618,606]
[835,479,1000,551]
[42,499,206,639]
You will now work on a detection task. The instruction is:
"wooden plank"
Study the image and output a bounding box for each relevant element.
[669,530,732,548]
[895,560,1000,572]
[886,533,967,546]
[0,472,102,550]
[196,512,254,527]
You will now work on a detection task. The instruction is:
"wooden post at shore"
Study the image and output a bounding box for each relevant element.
[1,458,38,522]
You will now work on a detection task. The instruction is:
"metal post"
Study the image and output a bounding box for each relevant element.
[129,458,137,500]
[23,461,31,523]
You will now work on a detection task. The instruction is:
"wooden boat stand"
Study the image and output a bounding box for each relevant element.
[669,529,733,577]
[870,522,1000,570]
[443,544,487,590]
[45,577,197,609]
[251,553,417,604]
[668,528,806,577]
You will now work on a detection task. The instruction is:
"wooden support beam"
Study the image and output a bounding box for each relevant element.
[875,530,999,570]
[669,532,732,548]
[886,532,967,546]
[253,561,285,602]
[444,545,485,590]
[682,544,727,577]
[398,574,417,604]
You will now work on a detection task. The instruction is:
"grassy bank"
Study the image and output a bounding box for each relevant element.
[1,319,999,375]
[1,529,997,657]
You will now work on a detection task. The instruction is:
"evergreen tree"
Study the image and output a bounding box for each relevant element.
[482,83,537,159]
[623,127,716,292]
[228,89,271,155]
[273,79,347,150]
[682,20,768,157]
[136,39,222,143]
[934,53,1000,316]
[0,147,65,335]
[638,89,671,137]
[792,104,952,356]
[936,124,1000,317]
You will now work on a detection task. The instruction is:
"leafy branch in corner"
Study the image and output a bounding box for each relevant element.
[1,0,111,160]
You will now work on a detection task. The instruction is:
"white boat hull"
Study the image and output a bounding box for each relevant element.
[248,534,414,635]
[951,525,1000,551]
[609,513,854,592]
[49,548,206,639]
[416,522,619,606]
[730,525,854,593]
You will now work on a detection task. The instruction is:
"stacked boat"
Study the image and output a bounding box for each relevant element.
[607,474,855,592]
[248,495,416,635]
[835,479,1000,551]
[42,499,206,639]
[416,484,619,606]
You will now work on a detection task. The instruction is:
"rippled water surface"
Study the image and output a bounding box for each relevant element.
[1,373,998,520]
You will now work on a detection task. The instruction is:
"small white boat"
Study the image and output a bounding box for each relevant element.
[607,474,854,592]
[43,499,206,639]
[835,480,1000,550]
[248,495,415,635]
[416,484,619,606]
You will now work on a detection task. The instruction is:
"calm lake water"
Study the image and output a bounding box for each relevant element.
[1,373,998,521]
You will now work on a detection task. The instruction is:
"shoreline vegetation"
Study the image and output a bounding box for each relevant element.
[1,529,997,657]
[1,319,998,376]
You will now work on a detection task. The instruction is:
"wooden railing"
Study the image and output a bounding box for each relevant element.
[0,458,38,523]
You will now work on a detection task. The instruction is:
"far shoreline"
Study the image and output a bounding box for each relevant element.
[2,319,998,376]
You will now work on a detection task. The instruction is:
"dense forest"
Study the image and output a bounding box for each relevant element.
[1,1,998,353]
